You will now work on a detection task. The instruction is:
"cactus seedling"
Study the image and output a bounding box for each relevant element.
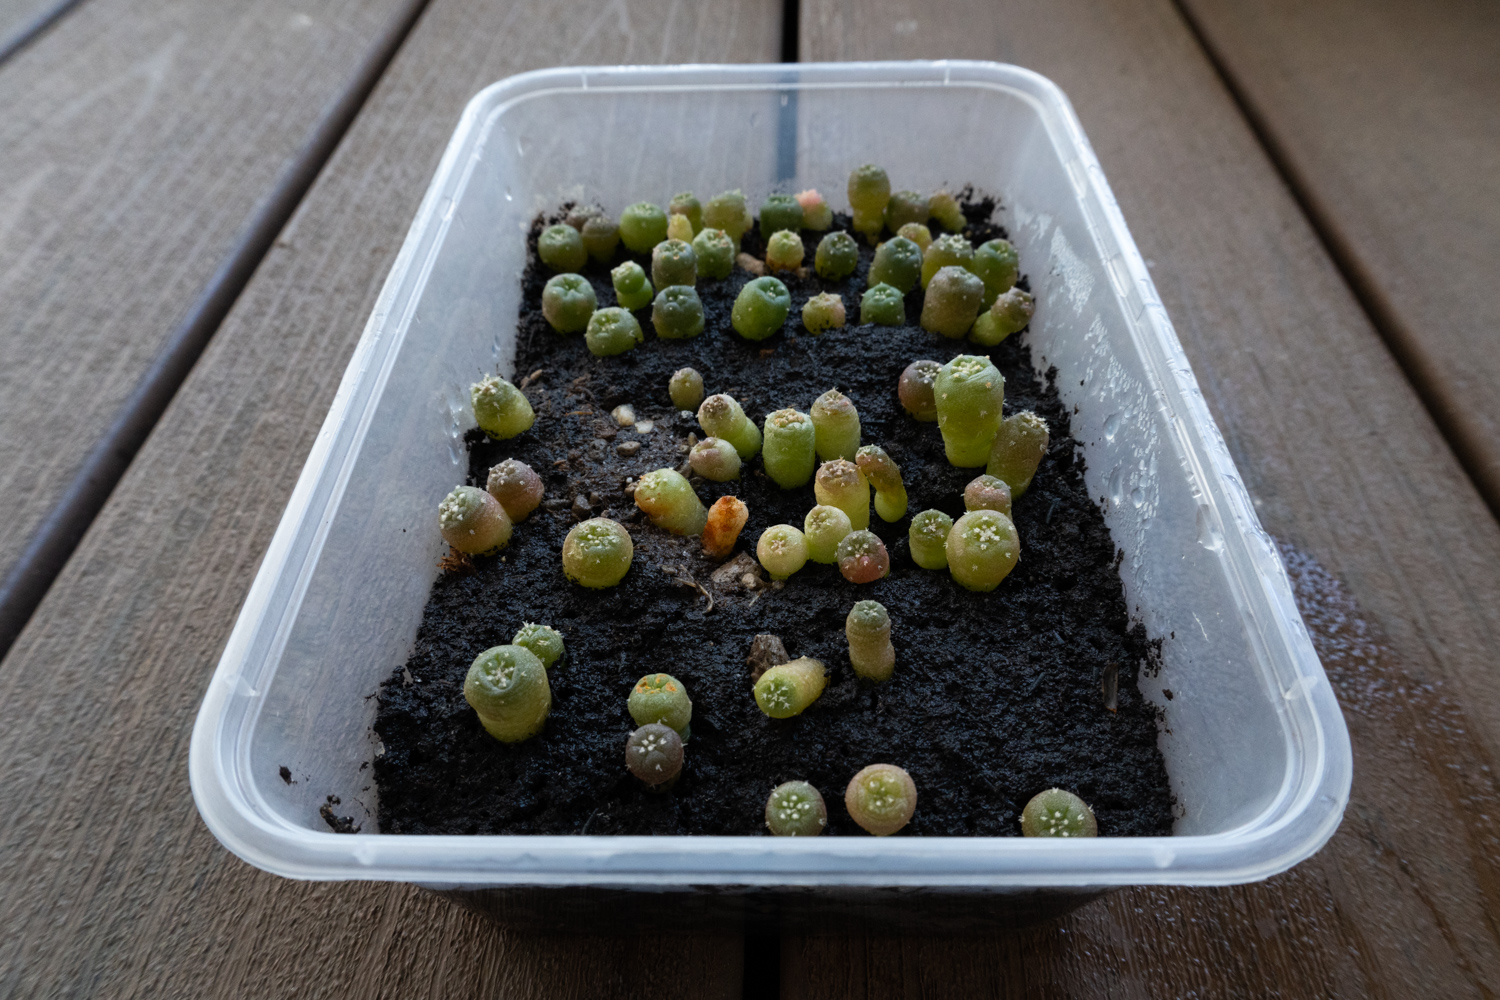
[565,204,603,231]
[634,468,708,536]
[703,189,752,247]
[513,622,565,669]
[987,411,1050,497]
[929,189,966,232]
[969,238,1019,301]
[582,214,620,262]
[541,273,597,333]
[629,673,693,734]
[765,230,805,272]
[846,600,894,682]
[814,231,859,280]
[766,781,827,835]
[486,458,544,521]
[866,236,923,294]
[814,459,870,530]
[754,656,827,718]
[845,764,916,836]
[698,393,762,459]
[732,276,791,341]
[897,222,932,252]
[847,164,891,242]
[538,224,587,272]
[610,260,654,310]
[1021,788,1098,837]
[692,228,735,280]
[796,189,833,230]
[668,192,703,234]
[562,517,633,588]
[759,193,804,235]
[946,509,1020,592]
[619,201,668,253]
[884,190,930,232]
[970,287,1035,347]
[921,265,986,338]
[859,283,905,326]
[690,437,742,481]
[585,306,645,357]
[964,474,1013,516]
[471,374,535,440]
[763,409,816,489]
[439,486,513,555]
[666,213,694,243]
[810,389,861,462]
[669,367,705,412]
[465,645,551,742]
[855,445,908,522]
[934,354,1005,466]
[898,359,940,422]
[757,524,810,580]
[651,285,705,340]
[804,504,853,564]
[921,233,975,288]
[702,495,749,558]
[651,238,697,288]
[836,530,890,584]
[802,292,846,334]
[625,723,684,789]
[908,509,953,570]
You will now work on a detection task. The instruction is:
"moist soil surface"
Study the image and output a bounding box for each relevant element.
[373,200,1174,837]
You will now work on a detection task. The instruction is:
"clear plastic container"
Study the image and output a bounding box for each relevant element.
[190,61,1351,926]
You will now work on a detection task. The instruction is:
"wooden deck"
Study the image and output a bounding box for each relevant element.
[0,0,1496,995]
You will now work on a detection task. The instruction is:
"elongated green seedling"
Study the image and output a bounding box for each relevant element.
[921,233,974,288]
[438,485,513,555]
[634,468,708,535]
[810,389,861,462]
[651,285,705,340]
[562,517,633,588]
[732,276,791,341]
[585,307,645,357]
[703,189,752,247]
[898,359,940,422]
[698,393,762,459]
[897,222,932,252]
[969,238,1019,301]
[669,192,703,234]
[814,459,870,530]
[970,287,1035,347]
[934,355,1005,467]
[626,723,683,789]
[884,190,929,232]
[846,599,894,682]
[946,509,1019,591]
[763,409,816,489]
[486,458,543,521]
[987,411,1050,497]
[796,189,832,230]
[765,230,805,272]
[845,763,916,836]
[541,273,597,333]
[619,201,668,253]
[629,672,692,734]
[964,474,1013,516]
[804,504,853,564]
[690,436,742,481]
[538,224,586,272]
[928,189,966,232]
[471,375,535,440]
[814,231,859,280]
[766,781,827,835]
[757,524,809,580]
[513,622,564,668]
[921,265,986,339]
[1021,788,1098,837]
[669,367,704,411]
[847,164,891,242]
[666,214,693,243]
[859,283,904,326]
[651,239,697,288]
[464,645,551,742]
[702,495,749,558]
[836,529,889,584]
[582,214,620,262]
[610,260,654,310]
[802,292,846,334]
[692,228,735,280]
[908,510,953,569]
[759,193,804,235]
[867,236,923,293]
[855,445,907,522]
[754,656,827,718]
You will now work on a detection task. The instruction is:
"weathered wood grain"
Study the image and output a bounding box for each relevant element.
[797,0,1500,996]
[1178,0,1500,518]
[0,0,779,997]
[0,0,71,57]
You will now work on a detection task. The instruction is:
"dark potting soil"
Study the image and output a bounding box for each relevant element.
[373,200,1174,838]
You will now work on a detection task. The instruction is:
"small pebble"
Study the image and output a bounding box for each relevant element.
[617,440,642,457]
[571,496,592,520]
[636,420,655,434]
[612,404,636,427]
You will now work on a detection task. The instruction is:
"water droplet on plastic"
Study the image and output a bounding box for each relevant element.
[1131,486,1145,508]
[1196,505,1223,551]
[1104,412,1120,442]
[1108,466,1124,504]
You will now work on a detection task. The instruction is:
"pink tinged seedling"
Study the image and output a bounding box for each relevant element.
[836,530,890,584]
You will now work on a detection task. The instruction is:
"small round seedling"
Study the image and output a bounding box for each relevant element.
[692,227,735,279]
[814,459,870,530]
[513,622,564,669]
[847,164,891,242]
[896,222,932,252]
[666,213,694,243]
[464,645,551,742]
[802,292,846,334]
[702,495,749,558]
[562,517,633,588]
[964,474,1013,516]
[759,193,804,236]
[689,437,742,481]
[765,230,805,272]
[810,389,861,462]
[541,273,597,333]
[1021,788,1098,838]
[921,265,986,339]
[698,393,762,459]
[669,367,705,411]
[814,231,859,281]
[946,509,1020,592]
[836,529,889,584]
[486,458,543,521]
[566,204,603,231]
[855,445,907,522]
[883,190,930,232]
[703,189,752,247]
[867,236,923,294]
[796,189,833,230]
[971,287,1035,347]
[763,409,816,489]
[625,723,684,789]
[908,509,953,570]
[629,672,693,734]
[651,238,697,289]
[928,189,966,232]
[757,524,810,580]
[610,260,654,311]
[754,656,827,718]
[766,781,827,836]
[969,238,1019,301]
[987,411,1050,497]
[619,201,668,253]
[582,214,620,262]
[846,599,894,682]
[651,285,705,340]
[921,233,974,288]
[804,504,853,564]
[471,374,535,440]
[859,283,905,326]
[585,307,645,357]
[898,359,941,422]
[934,355,1005,467]
[634,468,708,536]
[732,276,791,341]
[669,191,703,234]
[439,485,513,555]
[538,224,587,272]
[845,763,916,836]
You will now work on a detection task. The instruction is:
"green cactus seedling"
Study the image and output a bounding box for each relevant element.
[964,474,1013,516]
[801,292,846,334]
[814,459,870,530]
[847,164,891,242]
[629,672,693,735]
[759,193,804,235]
[692,228,736,280]
[651,238,697,289]
[765,781,827,836]
[970,287,1035,347]
[585,306,645,357]
[846,600,895,682]
[859,283,905,326]
[486,458,543,522]
[703,190,752,247]
[866,236,923,294]
[946,509,1020,592]
[697,393,762,459]
[541,273,597,334]
[1021,788,1098,837]
[754,656,827,718]
[921,233,974,288]
[896,222,932,252]
[969,238,1019,301]
[796,189,833,230]
[582,214,620,262]
[804,504,853,564]
[855,445,907,522]
[471,374,535,440]
[765,230,805,272]
[464,645,551,742]
[928,190,966,232]
[669,367,705,411]
[634,468,708,536]
[908,509,953,570]
[763,409,816,489]
[438,486,513,556]
[562,517,634,588]
[814,231,859,280]
[619,202,668,253]
[513,623,564,669]
[845,763,916,836]
[757,524,810,581]
[732,276,791,341]
[898,359,941,422]
[810,389,861,462]
[921,265,986,339]
[987,411,1050,497]
[933,354,1005,467]
[538,224,587,272]
[651,285,705,340]
[690,437,742,482]
[883,190,930,232]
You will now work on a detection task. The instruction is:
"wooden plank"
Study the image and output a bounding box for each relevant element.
[1177,0,1500,517]
[0,0,781,997]
[797,0,1500,996]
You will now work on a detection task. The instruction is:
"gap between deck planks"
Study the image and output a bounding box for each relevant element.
[792,0,1500,997]
[0,0,781,997]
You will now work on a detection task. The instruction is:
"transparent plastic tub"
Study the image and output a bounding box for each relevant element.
[190,61,1351,929]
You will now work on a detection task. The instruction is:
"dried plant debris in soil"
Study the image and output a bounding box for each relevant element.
[374,201,1172,837]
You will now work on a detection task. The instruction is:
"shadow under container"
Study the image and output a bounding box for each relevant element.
[190,61,1351,932]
